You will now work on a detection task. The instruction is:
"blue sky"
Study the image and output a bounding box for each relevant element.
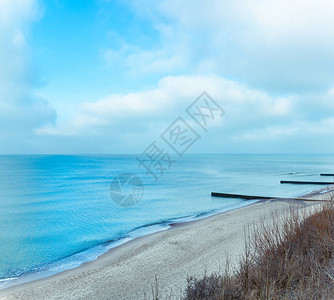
[1,0,334,154]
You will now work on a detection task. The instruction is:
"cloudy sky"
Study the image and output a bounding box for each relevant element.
[1,0,334,154]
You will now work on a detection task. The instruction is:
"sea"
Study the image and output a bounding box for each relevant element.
[0,154,333,289]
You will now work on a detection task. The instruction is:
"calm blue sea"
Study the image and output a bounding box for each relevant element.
[0,154,333,288]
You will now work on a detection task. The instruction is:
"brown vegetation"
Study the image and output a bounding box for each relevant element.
[183,199,334,300]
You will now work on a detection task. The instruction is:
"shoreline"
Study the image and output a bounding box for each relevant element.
[1,185,333,299]
[0,199,258,292]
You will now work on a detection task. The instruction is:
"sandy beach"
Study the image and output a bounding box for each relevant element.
[1,187,333,300]
[1,0,334,297]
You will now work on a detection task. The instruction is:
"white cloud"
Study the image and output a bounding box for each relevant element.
[106,0,334,92]
[104,44,186,75]
[0,0,56,149]
[234,126,299,141]
[38,73,334,152]
[2,0,334,153]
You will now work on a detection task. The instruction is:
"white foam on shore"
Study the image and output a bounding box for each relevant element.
[2,185,326,292]
[0,199,258,291]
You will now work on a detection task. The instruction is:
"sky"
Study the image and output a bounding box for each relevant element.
[1,0,334,154]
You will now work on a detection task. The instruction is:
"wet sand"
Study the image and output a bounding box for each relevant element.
[1,187,332,300]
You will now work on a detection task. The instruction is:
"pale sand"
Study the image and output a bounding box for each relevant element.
[1,187,333,300]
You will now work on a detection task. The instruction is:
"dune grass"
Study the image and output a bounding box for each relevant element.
[183,198,334,300]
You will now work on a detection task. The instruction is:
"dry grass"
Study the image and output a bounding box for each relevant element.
[183,198,334,300]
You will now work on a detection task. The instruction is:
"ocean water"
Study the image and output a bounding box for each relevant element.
[0,154,333,288]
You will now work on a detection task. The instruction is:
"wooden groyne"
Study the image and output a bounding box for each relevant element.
[320,174,334,176]
[211,192,274,200]
[211,192,324,202]
[280,180,333,185]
